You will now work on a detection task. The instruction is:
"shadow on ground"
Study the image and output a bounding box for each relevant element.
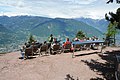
[75,52,98,57]
[81,50,120,80]
[19,56,36,60]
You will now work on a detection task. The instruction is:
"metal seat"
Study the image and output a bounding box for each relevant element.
[25,47,33,59]
[63,44,72,52]
[39,44,49,55]
[51,44,62,54]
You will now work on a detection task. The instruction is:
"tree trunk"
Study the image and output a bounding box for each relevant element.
[113,34,116,46]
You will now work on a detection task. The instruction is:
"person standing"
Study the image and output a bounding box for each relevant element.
[48,34,53,43]
[48,34,54,54]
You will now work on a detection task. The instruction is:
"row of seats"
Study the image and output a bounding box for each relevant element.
[23,41,105,59]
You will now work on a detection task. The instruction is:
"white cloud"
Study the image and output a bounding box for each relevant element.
[0,0,119,19]
[0,12,29,17]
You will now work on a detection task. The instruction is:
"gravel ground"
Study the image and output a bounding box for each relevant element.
[0,47,120,80]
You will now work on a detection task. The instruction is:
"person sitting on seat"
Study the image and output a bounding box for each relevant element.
[63,38,71,48]
[25,41,31,48]
[43,41,47,45]
[74,37,79,41]
[20,42,33,59]
[51,38,60,48]
[20,43,26,59]
[39,41,48,55]
[50,38,60,54]
[62,38,74,52]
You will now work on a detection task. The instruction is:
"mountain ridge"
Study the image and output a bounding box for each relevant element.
[0,15,106,53]
[75,17,109,33]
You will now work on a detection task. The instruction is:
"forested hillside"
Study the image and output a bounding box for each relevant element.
[0,16,104,53]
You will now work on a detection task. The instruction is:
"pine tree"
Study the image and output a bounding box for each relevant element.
[76,31,86,39]
[105,8,120,46]
[106,22,117,45]
[28,34,35,44]
[105,8,120,29]
[106,0,120,4]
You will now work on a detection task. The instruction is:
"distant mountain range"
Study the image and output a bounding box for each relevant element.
[31,18,103,38]
[75,17,109,33]
[0,16,106,38]
[0,16,108,53]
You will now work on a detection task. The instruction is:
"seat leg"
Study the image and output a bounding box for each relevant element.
[71,48,74,58]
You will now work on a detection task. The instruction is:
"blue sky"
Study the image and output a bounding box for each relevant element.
[0,0,119,19]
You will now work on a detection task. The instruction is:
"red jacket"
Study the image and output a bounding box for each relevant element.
[63,41,71,47]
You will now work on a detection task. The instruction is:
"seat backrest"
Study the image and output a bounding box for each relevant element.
[40,44,48,52]
[53,45,60,51]
[85,43,91,48]
[73,44,81,50]
[64,44,71,49]
[33,45,38,52]
[95,43,100,46]
[74,44,80,48]
[25,48,33,56]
